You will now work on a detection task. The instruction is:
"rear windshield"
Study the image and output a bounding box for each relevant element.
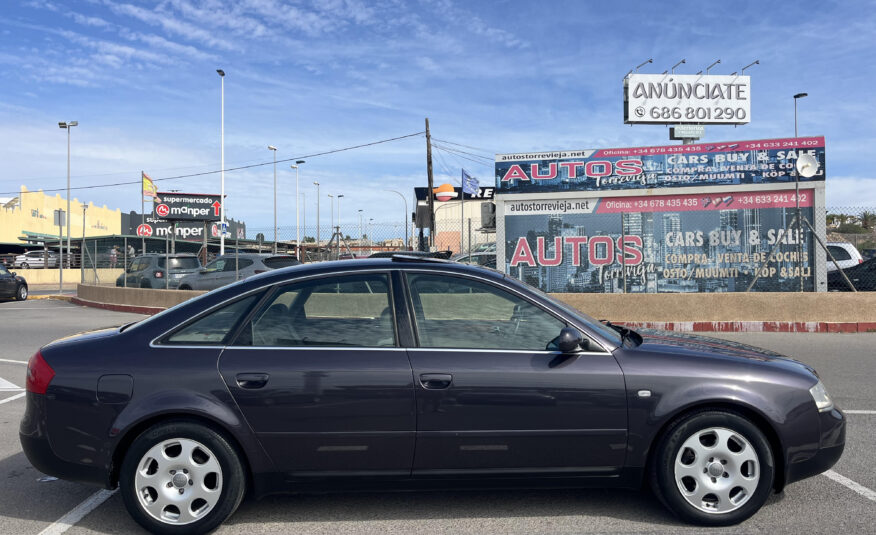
[158,257,201,270]
[263,257,300,269]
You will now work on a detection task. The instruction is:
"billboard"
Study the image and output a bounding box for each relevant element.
[624,74,751,125]
[495,137,825,194]
[154,192,222,221]
[504,189,815,293]
[122,212,246,240]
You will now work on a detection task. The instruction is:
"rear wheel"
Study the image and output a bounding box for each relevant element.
[119,421,246,535]
[651,410,774,526]
[15,285,27,301]
[140,280,152,289]
[20,262,29,269]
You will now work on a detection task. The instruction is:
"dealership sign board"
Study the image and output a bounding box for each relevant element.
[154,192,222,221]
[495,137,825,194]
[495,137,827,293]
[624,74,751,125]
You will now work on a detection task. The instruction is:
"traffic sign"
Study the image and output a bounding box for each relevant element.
[136,224,153,237]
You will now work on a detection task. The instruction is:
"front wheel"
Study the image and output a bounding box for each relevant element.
[20,263,28,269]
[119,421,246,535]
[15,285,27,301]
[651,410,774,526]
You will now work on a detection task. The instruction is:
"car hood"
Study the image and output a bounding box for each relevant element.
[633,328,815,372]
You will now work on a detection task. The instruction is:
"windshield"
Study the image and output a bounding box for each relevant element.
[158,257,201,270]
[502,274,623,345]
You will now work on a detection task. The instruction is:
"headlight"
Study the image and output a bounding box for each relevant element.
[809,381,834,412]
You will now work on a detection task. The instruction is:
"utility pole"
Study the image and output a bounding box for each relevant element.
[425,118,435,248]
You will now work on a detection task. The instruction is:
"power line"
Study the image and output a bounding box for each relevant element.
[431,137,496,155]
[431,144,493,169]
[1,131,425,196]
[432,142,493,163]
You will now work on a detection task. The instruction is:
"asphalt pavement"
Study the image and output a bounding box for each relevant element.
[0,299,873,534]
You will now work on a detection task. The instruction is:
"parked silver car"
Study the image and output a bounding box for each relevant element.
[177,253,300,291]
[116,253,202,289]
[14,250,59,269]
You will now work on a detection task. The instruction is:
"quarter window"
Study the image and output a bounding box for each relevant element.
[406,273,566,351]
[827,246,852,261]
[235,274,396,347]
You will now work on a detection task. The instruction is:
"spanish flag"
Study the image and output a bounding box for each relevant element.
[142,172,158,198]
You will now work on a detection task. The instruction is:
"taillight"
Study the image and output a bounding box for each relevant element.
[154,270,164,278]
[859,259,863,264]
[26,351,55,394]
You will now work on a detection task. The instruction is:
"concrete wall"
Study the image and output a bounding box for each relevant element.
[77,284,205,310]
[19,268,122,285]
[553,292,876,323]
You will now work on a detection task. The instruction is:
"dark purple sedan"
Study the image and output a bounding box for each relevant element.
[20,257,844,534]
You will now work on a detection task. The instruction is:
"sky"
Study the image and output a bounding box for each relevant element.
[1,0,875,234]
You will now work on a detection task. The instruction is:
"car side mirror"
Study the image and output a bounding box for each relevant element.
[555,327,586,353]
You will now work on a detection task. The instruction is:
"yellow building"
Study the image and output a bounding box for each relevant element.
[0,186,121,248]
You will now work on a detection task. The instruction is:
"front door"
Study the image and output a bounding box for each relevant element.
[219,272,416,480]
[404,272,627,477]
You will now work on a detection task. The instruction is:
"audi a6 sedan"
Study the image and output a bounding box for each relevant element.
[20,257,844,534]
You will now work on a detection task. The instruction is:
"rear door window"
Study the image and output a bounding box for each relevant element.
[234,273,396,348]
[159,257,201,270]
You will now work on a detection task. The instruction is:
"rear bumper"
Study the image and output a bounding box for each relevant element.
[19,392,109,488]
[786,407,846,485]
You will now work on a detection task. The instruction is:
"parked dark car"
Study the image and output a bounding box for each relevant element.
[178,254,300,291]
[827,256,876,291]
[0,264,27,300]
[0,253,17,268]
[116,253,202,289]
[21,259,844,534]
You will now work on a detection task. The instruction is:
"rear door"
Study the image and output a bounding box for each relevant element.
[219,272,416,480]
[404,271,627,477]
[0,266,15,297]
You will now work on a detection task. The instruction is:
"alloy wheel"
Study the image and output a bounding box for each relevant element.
[673,427,759,514]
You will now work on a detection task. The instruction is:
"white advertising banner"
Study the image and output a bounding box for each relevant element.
[624,74,751,125]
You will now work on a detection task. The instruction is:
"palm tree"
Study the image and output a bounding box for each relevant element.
[860,211,876,230]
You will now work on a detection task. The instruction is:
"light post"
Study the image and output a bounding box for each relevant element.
[58,120,78,267]
[81,205,87,283]
[268,145,278,253]
[313,181,320,258]
[300,192,306,243]
[358,209,363,256]
[384,189,408,249]
[217,69,226,255]
[793,92,808,292]
[369,218,374,255]
[328,193,334,233]
[337,194,344,234]
[291,160,305,260]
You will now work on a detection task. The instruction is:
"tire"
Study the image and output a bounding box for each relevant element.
[20,263,28,269]
[119,421,246,535]
[179,285,192,291]
[15,285,27,301]
[141,280,152,289]
[650,409,774,526]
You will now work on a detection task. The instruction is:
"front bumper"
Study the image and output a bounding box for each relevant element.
[786,407,846,485]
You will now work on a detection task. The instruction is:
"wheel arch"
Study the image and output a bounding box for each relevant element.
[109,412,254,494]
[645,401,787,492]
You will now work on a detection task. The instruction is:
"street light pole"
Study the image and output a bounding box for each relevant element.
[384,189,408,249]
[292,160,305,260]
[358,209,363,255]
[58,121,78,267]
[268,145,277,253]
[328,194,334,231]
[313,181,321,258]
[217,69,226,255]
[793,92,808,292]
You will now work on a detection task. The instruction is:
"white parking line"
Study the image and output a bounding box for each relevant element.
[0,358,28,364]
[37,489,117,535]
[823,470,876,503]
[0,392,25,404]
[844,410,876,415]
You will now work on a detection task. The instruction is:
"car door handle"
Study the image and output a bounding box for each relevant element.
[419,373,453,390]
[236,373,269,389]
